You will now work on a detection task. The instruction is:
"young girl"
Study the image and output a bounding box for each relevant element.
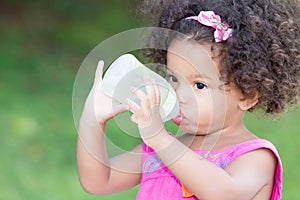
[77,0,300,199]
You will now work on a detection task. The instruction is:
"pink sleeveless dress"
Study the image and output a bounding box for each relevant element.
[136,138,282,200]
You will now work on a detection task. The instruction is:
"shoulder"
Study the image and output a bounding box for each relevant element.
[225,138,279,176]
[224,138,280,159]
[224,139,279,191]
[227,147,277,175]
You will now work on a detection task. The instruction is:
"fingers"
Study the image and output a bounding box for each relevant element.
[152,80,161,106]
[130,114,137,123]
[145,79,157,106]
[94,60,104,84]
[127,80,161,124]
[144,77,160,106]
[130,87,150,112]
[127,98,145,121]
[129,81,160,112]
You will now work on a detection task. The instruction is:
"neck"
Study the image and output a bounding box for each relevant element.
[179,120,255,151]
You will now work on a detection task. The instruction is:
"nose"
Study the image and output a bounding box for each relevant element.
[174,84,189,104]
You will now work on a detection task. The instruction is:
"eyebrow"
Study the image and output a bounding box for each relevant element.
[190,74,213,80]
[166,67,213,80]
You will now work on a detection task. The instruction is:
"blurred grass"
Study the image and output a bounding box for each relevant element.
[0,0,299,199]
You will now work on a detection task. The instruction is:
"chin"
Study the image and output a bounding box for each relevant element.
[179,124,210,135]
[179,124,200,134]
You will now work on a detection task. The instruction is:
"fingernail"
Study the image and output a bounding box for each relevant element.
[98,60,104,66]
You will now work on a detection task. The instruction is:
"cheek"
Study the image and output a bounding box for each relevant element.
[197,91,227,126]
[190,92,213,127]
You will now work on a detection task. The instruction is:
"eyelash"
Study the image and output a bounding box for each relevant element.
[167,74,207,90]
[167,74,177,83]
[193,82,207,90]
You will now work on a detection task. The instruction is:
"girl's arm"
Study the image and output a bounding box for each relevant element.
[77,61,142,195]
[147,132,276,200]
[77,117,142,195]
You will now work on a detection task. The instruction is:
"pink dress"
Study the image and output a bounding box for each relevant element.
[136,138,282,200]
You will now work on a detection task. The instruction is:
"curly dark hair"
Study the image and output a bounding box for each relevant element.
[138,0,300,114]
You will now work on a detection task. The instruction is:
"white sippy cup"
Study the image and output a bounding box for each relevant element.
[102,54,179,122]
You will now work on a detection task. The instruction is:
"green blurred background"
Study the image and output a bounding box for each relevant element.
[0,0,299,199]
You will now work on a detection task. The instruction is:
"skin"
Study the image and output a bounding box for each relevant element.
[77,39,277,199]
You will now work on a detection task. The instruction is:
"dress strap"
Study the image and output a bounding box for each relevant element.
[223,139,282,200]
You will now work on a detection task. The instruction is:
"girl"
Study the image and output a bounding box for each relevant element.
[77,0,300,199]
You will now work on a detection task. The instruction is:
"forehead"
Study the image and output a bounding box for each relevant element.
[167,39,220,79]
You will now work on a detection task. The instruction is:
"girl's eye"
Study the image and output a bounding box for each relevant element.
[194,82,207,90]
[167,75,178,83]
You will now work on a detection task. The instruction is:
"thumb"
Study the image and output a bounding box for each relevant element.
[94,60,104,84]
[112,103,130,117]
[130,114,137,123]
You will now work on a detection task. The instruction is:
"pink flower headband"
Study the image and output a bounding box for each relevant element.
[186,11,233,42]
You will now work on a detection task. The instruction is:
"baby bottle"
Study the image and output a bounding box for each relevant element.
[102,54,179,122]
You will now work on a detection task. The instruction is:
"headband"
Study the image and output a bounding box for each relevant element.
[186,11,233,42]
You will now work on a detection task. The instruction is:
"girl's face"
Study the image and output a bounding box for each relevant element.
[167,39,244,135]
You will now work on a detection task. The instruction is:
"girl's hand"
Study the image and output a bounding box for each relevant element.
[127,79,167,146]
[82,60,129,126]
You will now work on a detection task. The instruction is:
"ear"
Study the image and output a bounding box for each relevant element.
[238,92,259,111]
